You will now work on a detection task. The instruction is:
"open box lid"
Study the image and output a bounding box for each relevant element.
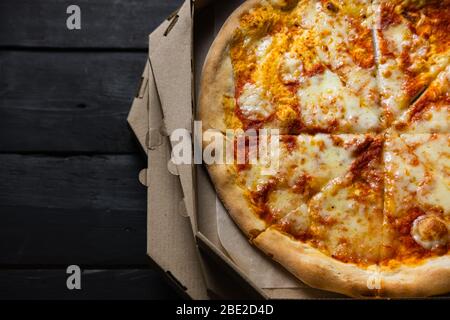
[148,0,197,233]
[127,61,208,300]
[127,62,150,155]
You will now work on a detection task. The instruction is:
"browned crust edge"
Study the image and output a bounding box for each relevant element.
[206,162,267,238]
[253,227,380,297]
[379,257,450,297]
[198,0,263,132]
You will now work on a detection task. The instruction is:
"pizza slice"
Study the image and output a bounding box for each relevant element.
[393,65,450,133]
[205,132,376,237]
[380,133,450,296]
[373,0,450,124]
[254,135,385,297]
[284,0,382,133]
[297,0,382,132]
[200,0,383,135]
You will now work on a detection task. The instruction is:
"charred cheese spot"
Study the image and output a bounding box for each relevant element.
[269,0,299,10]
[411,215,449,250]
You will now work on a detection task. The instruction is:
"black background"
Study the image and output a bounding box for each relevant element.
[0,0,184,299]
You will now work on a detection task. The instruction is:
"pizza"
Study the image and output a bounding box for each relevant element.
[199,0,450,297]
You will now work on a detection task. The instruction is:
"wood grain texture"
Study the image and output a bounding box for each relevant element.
[0,0,183,49]
[0,154,149,265]
[0,269,180,300]
[0,0,184,299]
[0,51,147,153]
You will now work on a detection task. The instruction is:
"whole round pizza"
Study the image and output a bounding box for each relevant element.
[199,0,450,297]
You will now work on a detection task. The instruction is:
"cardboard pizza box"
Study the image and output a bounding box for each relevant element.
[128,61,208,300]
[130,0,449,300]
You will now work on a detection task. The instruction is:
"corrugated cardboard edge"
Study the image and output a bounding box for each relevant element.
[127,62,150,155]
[147,60,208,300]
[196,233,267,299]
[149,0,197,233]
[127,59,208,299]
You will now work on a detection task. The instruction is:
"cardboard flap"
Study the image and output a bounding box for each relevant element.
[216,198,300,289]
[196,233,267,299]
[127,62,150,154]
[147,62,208,300]
[149,0,196,233]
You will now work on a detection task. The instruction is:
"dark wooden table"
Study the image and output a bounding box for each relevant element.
[0,0,183,300]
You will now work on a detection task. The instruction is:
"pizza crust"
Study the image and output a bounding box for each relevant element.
[199,0,262,132]
[199,0,277,238]
[253,227,379,297]
[206,163,267,238]
[379,257,450,298]
[254,227,450,297]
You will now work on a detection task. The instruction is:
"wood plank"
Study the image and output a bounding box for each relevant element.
[0,51,147,153]
[0,154,150,265]
[0,269,180,300]
[0,0,183,49]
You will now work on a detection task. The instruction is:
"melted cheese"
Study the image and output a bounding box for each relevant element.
[256,36,273,60]
[238,83,274,121]
[298,70,380,132]
[398,106,450,133]
[383,23,412,55]
[280,204,310,236]
[382,133,450,260]
[241,134,365,190]
[294,0,320,29]
[394,66,450,133]
[267,189,304,221]
[279,52,303,84]
[410,135,450,213]
[238,134,371,226]
[308,175,384,264]
[375,0,450,121]
[228,0,381,133]
[384,134,450,218]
